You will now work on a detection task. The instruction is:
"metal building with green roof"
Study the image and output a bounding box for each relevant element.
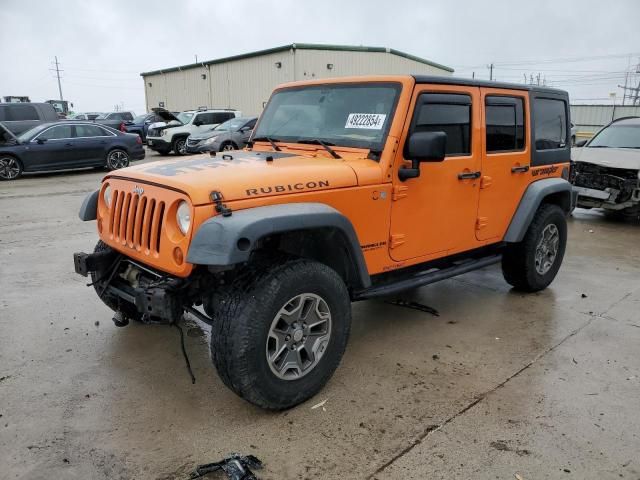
[140,43,453,114]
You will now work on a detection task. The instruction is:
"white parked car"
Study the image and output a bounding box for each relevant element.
[146,108,241,155]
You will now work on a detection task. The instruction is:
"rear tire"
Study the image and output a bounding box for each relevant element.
[604,205,640,221]
[0,155,23,181]
[210,259,351,410]
[106,149,130,170]
[502,204,567,292]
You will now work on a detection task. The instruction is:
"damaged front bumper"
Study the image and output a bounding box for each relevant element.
[571,161,640,210]
[73,250,186,322]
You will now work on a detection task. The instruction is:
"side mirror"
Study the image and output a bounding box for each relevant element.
[399,131,447,181]
[239,126,251,133]
[193,120,203,126]
[36,138,47,145]
[575,139,588,147]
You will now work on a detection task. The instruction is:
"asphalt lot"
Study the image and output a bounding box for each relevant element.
[1,152,639,479]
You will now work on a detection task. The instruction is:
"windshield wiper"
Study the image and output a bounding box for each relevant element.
[297,139,342,159]
[252,136,281,151]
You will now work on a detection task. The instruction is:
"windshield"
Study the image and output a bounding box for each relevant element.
[589,125,640,149]
[177,112,194,124]
[253,83,401,151]
[17,124,50,142]
[132,115,147,123]
[214,117,247,131]
[95,113,109,119]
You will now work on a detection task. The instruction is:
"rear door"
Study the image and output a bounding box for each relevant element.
[389,85,482,261]
[476,89,531,241]
[73,124,113,164]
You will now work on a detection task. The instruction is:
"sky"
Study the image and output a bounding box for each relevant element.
[1,0,639,114]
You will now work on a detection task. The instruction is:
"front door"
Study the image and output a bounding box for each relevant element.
[23,124,76,170]
[389,85,482,262]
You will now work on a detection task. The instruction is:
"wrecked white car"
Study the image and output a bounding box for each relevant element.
[571,116,640,219]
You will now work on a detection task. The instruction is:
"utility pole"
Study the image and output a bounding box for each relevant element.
[53,56,63,101]
[488,63,494,81]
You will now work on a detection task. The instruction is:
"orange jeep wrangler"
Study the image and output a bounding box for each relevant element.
[74,75,573,409]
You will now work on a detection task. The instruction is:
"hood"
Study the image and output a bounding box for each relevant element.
[0,122,18,144]
[572,147,640,170]
[151,107,181,123]
[107,150,360,205]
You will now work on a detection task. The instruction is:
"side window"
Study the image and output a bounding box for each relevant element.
[123,112,133,121]
[534,98,567,150]
[0,106,6,121]
[212,112,235,124]
[76,124,107,137]
[485,96,525,152]
[8,104,39,121]
[195,113,214,125]
[411,93,471,156]
[37,125,74,140]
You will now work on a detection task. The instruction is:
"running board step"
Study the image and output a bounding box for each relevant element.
[354,255,502,300]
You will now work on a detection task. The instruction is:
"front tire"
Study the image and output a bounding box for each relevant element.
[106,149,130,170]
[502,204,567,292]
[91,241,142,322]
[173,137,188,155]
[0,155,23,181]
[220,141,237,152]
[210,259,351,410]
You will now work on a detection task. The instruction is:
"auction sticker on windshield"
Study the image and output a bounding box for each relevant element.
[345,113,386,130]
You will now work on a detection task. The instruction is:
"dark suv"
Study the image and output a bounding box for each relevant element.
[0,103,59,135]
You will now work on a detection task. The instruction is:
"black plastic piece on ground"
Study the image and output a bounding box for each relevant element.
[189,454,263,480]
[112,311,129,327]
[385,299,440,317]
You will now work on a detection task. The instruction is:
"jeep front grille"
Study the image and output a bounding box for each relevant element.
[108,189,165,254]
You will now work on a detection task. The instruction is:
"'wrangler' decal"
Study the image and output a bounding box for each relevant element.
[246,180,330,196]
[531,165,559,177]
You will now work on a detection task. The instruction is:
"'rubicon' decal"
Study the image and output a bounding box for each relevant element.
[246,180,330,196]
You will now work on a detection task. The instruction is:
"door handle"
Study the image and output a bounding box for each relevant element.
[457,171,481,180]
[511,165,530,173]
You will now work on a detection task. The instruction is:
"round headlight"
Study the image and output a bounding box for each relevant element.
[103,185,112,208]
[176,201,191,235]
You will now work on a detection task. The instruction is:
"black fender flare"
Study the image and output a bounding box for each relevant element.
[504,178,572,243]
[187,202,371,288]
[78,189,99,221]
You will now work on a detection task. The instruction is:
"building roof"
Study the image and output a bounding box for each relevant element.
[140,43,454,77]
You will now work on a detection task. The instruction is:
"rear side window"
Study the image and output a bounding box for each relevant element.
[76,124,108,137]
[8,104,39,121]
[534,98,567,150]
[195,113,215,125]
[412,93,471,156]
[485,96,525,152]
[212,112,235,124]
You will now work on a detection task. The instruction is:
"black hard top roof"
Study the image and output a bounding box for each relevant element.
[412,75,567,95]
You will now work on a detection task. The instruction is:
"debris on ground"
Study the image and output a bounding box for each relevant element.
[311,398,328,411]
[385,299,440,316]
[581,293,588,298]
[189,453,263,480]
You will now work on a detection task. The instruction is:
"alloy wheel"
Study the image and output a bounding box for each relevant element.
[107,150,129,169]
[266,293,332,380]
[535,224,560,275]
[0,157,21,180]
